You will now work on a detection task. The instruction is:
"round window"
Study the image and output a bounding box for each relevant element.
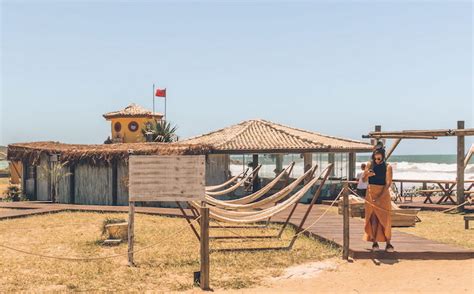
[114,122,122,132]
[128,121,139,132]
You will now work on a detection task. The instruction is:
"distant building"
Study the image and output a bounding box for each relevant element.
[103,104,163,143]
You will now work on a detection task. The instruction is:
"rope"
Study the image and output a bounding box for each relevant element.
[0,216,201,261]
[441,200,470,213]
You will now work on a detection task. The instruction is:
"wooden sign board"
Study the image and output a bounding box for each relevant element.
[129,155,206,202]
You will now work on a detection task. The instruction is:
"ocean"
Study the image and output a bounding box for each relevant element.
[229,154,474,185]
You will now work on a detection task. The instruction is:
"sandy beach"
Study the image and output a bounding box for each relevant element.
[217,258,474,293]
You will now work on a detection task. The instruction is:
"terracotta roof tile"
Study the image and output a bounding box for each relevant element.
[181,119,372,153]
[103,103,163,119]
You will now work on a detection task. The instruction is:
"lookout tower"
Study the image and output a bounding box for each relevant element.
[103,104,163,143]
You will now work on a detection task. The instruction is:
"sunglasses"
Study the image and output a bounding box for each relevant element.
[374,157,383,161]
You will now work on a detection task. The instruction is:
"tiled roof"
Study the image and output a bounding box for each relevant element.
[181,119,373,153]
[103,104,163,119]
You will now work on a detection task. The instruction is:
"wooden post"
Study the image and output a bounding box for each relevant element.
[348,152,356,180]
[328,153,335,176]
[21,161,27,198]
[200,203,210,290]
[252,154,259,192]
[342,183,350,260]
[128,201,135,266]
[275,154,283,173]
[371,125,382,146]
[457,120,465,212]
[303,153,313,183]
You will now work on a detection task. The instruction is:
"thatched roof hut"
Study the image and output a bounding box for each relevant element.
[7,141,212,166]
[181,119,372,154]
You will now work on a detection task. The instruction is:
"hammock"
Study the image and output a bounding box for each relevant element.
[205,167,249,192]
[206,165,262,197]
[205,164,316,210]
[205,165,327,218]
[206,162,296,206]
[191,165,332,223]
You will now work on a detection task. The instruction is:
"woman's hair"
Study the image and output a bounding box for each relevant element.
[371,148,386,164]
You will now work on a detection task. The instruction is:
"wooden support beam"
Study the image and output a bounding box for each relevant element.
[457,121,465,212]
[252,154,259,192]
[275,154,283,173]
[127,201,135,266]
[367,128,474,138]
[303,153,312,183]
[328,153,335,176]
[342,183,350,260]
[200,203,210,290]
[363,135,438,139]
[464,144,474,167]
[348,152,356,180]
[385,138,402,161]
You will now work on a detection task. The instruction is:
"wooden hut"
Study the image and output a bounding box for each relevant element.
[181,119,373,188]
[7,142,211,205]
[7,119,372,206]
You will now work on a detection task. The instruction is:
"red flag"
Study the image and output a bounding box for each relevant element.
[155,88,166,97]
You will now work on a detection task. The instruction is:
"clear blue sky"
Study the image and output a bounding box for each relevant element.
[1,1,472,154]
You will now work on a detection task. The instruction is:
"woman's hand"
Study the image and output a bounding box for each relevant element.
[366,170,376,178]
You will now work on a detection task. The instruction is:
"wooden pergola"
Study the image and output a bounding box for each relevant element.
[363,121,474,211]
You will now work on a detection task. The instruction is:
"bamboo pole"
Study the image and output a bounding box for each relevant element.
[385,138,402,160]
[200,202,210,290]
[342,183,350,260]
[457,121,465,212]
[127,201,135,266]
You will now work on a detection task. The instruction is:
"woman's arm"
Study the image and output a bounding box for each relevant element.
[363,162,374,182]
[380,164,393,198]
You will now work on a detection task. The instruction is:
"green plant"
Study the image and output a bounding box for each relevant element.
[101,217,127,235]
[3,184,22,201]
[142,120,179,142]
[38,160,72,203]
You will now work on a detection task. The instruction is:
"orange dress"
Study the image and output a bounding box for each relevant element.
[363,163,392,242]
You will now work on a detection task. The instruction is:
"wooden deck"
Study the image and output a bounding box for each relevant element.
[0,201,472,260]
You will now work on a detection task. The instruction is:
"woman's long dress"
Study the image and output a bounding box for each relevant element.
[363,162,392,242]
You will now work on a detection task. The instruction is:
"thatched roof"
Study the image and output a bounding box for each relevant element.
[181,119,373,153]
[103,103,163,119]
[7,142,212,166]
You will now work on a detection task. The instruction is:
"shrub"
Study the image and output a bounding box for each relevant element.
[3,184,23,202]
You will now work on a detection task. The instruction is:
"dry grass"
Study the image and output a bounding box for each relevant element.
[0,177,9,197]
[0,212,339,292]
[395,211,474,249]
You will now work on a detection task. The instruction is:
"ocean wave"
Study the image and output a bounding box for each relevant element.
[383,161,474,173]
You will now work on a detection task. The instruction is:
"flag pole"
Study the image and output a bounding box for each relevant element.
[152,84,155,115]
[165,88,167,122]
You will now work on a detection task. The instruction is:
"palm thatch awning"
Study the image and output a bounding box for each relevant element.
[103,103,163,119]
[181,119,373,154]
[7,142,212,165]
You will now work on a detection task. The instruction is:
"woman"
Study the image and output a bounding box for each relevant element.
[363,147,394,252]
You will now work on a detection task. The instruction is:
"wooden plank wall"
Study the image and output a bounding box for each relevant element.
[117,160,129,206]
[57,164,72,203]
[205,154,230,186]
[75,163,113,205]
[36,154,50,201]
